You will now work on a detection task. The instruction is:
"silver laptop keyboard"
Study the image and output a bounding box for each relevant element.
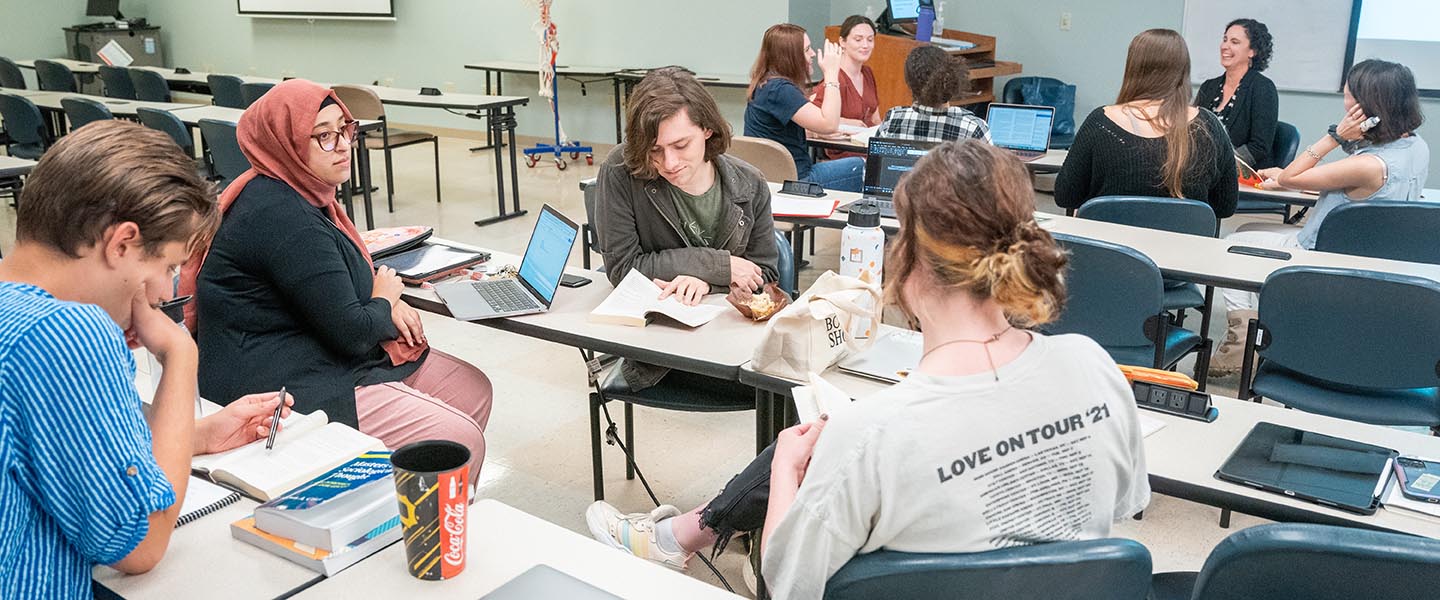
[472,280,540,312]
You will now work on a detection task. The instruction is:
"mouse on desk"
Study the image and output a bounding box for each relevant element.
[174,67,191,74]
[419,87,443,96]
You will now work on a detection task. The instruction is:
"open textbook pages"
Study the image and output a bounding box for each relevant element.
[191,411,386,502]
[588,269,726,328]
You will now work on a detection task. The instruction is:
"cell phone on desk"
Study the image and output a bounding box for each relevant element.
[1227,245,1291,260]
[559,274,592,288]
[1394,457,1440,503]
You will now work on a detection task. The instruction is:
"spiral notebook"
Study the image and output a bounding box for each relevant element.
[177,475,242,528]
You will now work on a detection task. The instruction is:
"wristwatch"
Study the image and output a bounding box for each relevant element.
[1328,124,1361,154]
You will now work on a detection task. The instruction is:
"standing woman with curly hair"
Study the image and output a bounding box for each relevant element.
[585,141,1150,600]
[1195,18,1280,168]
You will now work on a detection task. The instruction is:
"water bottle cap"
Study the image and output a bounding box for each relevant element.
[847,201,882,228]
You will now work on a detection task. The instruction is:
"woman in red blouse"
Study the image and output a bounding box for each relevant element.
[812,14,880,159]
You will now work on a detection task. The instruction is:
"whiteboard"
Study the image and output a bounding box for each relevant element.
[1183,0,1358,93]
[237,0,395,20]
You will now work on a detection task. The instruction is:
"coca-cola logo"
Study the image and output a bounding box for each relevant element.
[442,501,466,567]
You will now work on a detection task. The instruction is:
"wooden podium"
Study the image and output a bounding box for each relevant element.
[825,26,1022,114]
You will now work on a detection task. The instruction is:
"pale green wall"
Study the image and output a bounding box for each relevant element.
[0,0,94,88]
[832,0,1440,179]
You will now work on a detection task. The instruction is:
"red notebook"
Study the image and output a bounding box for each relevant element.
[362,226,433,260]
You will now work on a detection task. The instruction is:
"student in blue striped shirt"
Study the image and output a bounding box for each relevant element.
[0,121,294,598]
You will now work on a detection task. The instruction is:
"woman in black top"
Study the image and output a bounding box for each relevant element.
[181,79,492,473]
[1194,18,1280,169]
[1056,29,1237,218]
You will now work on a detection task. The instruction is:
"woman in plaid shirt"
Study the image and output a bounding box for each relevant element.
[878,46,990,143]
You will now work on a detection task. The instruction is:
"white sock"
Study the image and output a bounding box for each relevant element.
[654,518,684,555]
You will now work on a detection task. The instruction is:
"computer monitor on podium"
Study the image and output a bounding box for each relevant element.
[887,0,920,22]
[86,0,123,20]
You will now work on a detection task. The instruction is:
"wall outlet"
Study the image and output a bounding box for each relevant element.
[444,81,456,93]
[1060,12,1072,31]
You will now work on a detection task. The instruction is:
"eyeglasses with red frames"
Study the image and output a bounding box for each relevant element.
[311,120,359,152]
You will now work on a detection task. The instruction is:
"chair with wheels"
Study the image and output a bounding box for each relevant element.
[129,68,172,102]
[97,65,137,100]
[824,539,1152,600]
[61,97,114,130]
[1149,523,1440,600]
[1044,234,1208,383]
[34,59,77,92]
[1238,266,1440,433]
[332,84,441,211]
[207,74,246,109]
[1312,200,1440,264]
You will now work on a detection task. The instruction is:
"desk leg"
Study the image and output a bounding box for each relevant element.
[754,388,771,456]
[613,77,623,143]
[340,177,355,220]
[790,230,804,294]
[473,106,528,227]
[468,70,506,153]
[357,128,375,230]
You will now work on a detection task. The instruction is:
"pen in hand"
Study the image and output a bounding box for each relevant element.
[265,387,287,451]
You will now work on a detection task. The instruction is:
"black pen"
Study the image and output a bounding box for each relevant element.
[265,387,287,451]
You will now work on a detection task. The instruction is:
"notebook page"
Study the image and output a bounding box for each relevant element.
[179,476,238,516]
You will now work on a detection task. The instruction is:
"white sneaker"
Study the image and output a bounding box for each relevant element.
[585,501,690,570]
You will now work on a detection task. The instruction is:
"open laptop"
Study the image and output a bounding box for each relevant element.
[480,565,620,600]
[987,103,1055,161]
[837,137,939,219]
[433,204,579,321]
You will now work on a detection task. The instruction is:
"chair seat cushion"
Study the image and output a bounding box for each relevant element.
[1162,280,1204,311]
[1105,328,1202,369]
[1147,571,1198,600]
[1251,361,1440,427]
[7,143,44,160]
[366,129,435,149]
[1235,198,1289,215]
[600,364,755,413]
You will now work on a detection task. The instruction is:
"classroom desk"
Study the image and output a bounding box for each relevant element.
[17,57,101,74]
[16,90,200,117]
[1239,185,1440,209]
[129,65,282,93]
[91,499,324,600]
[739,355,1440,538]
[801,135,1068,172]
[465,61,627,143]
[294,499,740,599]
[0,155,37,178]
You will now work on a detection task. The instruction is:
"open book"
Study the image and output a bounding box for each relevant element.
[588,269,726,328]
[792,373,855,424]
[191,411,386,502]
[839,123,880,146]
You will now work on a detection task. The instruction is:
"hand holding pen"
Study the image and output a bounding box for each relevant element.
[265,387,288,451]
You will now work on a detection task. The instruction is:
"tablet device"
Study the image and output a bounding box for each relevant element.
[1215,422,1396,515]
[374,243,489,284]
[479,565,620,599]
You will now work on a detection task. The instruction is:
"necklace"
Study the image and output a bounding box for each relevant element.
[919,325,1016,382]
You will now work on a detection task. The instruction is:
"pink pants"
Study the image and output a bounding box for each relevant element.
[354,349,493,476]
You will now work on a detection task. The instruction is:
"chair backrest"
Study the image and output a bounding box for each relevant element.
[1257,265,1440,390]
[1271,121,1301,167]
[240,82,275,108]
[774,229,795,296]
[34,59,77,92]
[824,540,1152,600]
[1044,233,1165,348]
[727,136,797,182]
[0,57,26,89]
[198,118,251,183]
[330,84,385,120]
[1076,196,1218,237]
[97,65,137,100]
[129,68,172,102]
[61,96,114,130]
[136,107,194,156]
[1190,523,1440,600]
[1001,76,1066,106]
[1313,200,1440,264]
[0,93,48,146]
[207,74,246,109]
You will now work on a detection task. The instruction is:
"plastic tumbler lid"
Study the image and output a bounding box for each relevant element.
[847,201,882,228]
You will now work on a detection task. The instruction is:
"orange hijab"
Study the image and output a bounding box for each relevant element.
[179,78,425,366]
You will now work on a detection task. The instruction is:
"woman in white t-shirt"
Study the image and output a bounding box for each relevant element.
[586,140,1151,600]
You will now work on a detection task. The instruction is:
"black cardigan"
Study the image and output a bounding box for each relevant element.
[195,176,421,427]
[1194,70,1280,169]
[1055,107,1238,218]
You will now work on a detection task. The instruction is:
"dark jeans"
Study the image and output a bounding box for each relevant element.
[699,442,775,556]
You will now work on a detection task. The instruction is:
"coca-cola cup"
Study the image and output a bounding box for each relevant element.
[390,440,471,580]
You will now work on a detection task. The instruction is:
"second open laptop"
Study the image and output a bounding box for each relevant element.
[837,137,940,219]
[433,205,579,321]
[987,103,1055,161]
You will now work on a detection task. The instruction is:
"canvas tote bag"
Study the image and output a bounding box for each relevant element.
[752,271,883,380]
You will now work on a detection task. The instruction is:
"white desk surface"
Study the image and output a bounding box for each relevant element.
[754,350,1440,538]
[615,68,749,88]
[15,89,201,116]
[402,241,768,377]
[91,499,321,600]
[464,60,626,77]
[17,58,101,73]
[802,137,1066,170]
[349,85,529,111]
[161,104,380,133]
[296,499,740,599]
[129,65,281,86]
[0,155,37,178]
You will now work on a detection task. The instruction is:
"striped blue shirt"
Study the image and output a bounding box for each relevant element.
[0,282,175,599]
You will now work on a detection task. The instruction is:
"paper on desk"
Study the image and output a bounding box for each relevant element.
[839,124,880,145]
[97,40,134,67]
[792,373,855,424]
[772,196,839,218]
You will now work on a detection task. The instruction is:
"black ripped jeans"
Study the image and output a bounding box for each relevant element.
[699,442,776,556]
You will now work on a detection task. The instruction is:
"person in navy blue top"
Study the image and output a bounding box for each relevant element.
[0,121,293,598]
[744,23,865,192]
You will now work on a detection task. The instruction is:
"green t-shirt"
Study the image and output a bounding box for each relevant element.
[670,180,727,248]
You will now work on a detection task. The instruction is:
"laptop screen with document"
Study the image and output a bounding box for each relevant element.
[987,104,1055,153]
[517,206,579,306]
[863,138,939,199]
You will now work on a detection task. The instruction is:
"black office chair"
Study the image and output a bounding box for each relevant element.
[825,540,1152,600]
[61,97,114,130]
[1235,121,1301,221]
[1150,523,1440,600]
[198,118,251,189]
[240,82,275,108]
[1000,76,1076,149]
[0,57,29,89]
[0,93,49,159]
[207,74,246,109]
[97,65,137,100]
[1313,200,1440,264]
[34,59,77,92]
[129,68,172,102]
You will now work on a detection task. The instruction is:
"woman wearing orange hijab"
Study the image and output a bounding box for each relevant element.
[179,79,491,473]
